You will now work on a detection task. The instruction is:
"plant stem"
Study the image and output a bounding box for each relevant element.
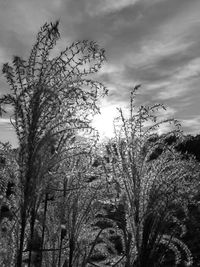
[39,193,48,267]
[28,204,36,267]
[16,207,27,267]
[58,235,63,267]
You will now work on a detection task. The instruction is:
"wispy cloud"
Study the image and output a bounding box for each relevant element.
[174,58,200,80]
[86,0,140,16]
[155,57,200,101]
[181,116,200,135]
[125,39,194,68]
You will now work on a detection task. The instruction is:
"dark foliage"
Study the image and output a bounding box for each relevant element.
[6,181,15,197]
[175,134,200,161]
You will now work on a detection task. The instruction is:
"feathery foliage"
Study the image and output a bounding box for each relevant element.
[0,21,107,266]
[99,86,200,267]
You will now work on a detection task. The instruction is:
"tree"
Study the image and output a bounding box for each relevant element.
[0,21,107,266]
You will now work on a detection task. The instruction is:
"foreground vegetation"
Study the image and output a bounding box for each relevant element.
[0,22,200,267]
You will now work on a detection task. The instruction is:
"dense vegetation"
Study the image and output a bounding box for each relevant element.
[0,22,200,267]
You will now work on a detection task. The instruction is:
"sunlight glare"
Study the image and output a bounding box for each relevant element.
[92,105,119,139]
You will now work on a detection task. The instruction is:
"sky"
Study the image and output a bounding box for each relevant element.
[0,0,200,146]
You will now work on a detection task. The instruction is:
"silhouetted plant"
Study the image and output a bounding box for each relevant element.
[101,86,200,267]
[0,21,106,266]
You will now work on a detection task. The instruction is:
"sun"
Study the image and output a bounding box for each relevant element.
[92,104,119,139]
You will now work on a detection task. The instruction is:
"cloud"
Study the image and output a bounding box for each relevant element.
[155,57,200,101]
[0,47,8,67]
[86,0,140,16]
[181,116,200,135]
[156,85,188,101]
[126,39,194,69]
[174,58,200,80]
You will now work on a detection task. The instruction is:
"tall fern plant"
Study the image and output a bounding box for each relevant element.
[0,21,107,266]
[103,86,200,267]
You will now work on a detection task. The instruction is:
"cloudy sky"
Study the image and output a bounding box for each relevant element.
[0,0,200,146]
